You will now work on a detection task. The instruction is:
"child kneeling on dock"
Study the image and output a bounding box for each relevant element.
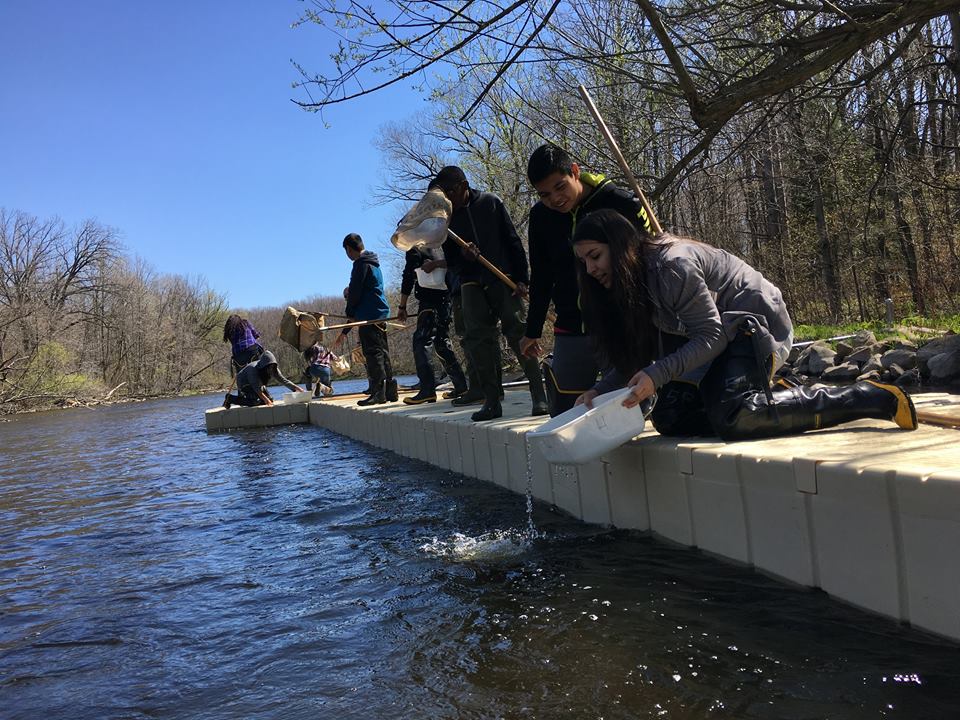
[303,342,338,398]
[572,210,917,440]
[224,351,304,408]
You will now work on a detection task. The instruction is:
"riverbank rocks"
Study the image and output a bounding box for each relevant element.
[796,341,836,376]
[782,330,959,389]
[822,362,861,381]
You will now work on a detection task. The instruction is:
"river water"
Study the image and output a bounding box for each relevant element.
[2,389,960,719]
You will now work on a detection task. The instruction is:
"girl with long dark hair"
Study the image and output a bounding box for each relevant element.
[572,209,917,440]
[223,314,263,374]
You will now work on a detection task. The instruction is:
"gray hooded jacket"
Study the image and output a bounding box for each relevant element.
[237,350,299,397]
[595,238,792,393]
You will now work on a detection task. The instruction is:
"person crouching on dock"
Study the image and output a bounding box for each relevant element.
[572,209,917,440]
[303,341,338,398]
[223,351,305,408]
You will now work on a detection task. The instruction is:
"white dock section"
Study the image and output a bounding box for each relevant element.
[207,390,960,643]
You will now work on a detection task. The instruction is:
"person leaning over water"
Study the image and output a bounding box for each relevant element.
[571,209,918,440]
[223,351,304,408]
[223,314,263,375]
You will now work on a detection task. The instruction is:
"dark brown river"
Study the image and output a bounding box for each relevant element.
[2,388,960,719]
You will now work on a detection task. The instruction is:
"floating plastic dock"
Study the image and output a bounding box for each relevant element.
[206,389,960,643]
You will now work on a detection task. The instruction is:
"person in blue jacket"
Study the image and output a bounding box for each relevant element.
[332,233,397,406]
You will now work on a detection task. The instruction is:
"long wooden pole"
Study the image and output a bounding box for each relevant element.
[320,315,416,332]
[577,84,663,236]
[916,410,960,429]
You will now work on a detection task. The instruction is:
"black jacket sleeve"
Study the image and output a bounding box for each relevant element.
[497,197,529,284]
[526,207,552,339]
[400,249,420,297]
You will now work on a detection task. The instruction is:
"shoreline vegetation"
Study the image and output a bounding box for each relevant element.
[2,208,959,418]
[3,318,957,417]
[1,204,958,416]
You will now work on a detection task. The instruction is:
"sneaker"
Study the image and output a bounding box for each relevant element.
[403,392,437,405]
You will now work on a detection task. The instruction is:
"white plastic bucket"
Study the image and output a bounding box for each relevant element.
[281,390,313,404]
[527,387,649,465]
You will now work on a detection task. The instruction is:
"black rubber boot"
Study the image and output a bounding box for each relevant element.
[526,360,549,416]
[385,378,399,402]
[471,400,502,422]
[711,380,918,440]
[357,381,386,406]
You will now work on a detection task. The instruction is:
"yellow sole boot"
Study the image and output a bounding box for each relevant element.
[866,380,918,430]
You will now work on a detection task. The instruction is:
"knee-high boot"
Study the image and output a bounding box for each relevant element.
[713,380,917,441]
[522,355,548,416]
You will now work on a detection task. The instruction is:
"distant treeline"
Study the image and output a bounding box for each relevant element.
[0,209,228,412]
[0,209,432,413]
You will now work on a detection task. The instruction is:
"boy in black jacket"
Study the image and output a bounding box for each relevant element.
[434,166,548,421]
[520,144,652,416]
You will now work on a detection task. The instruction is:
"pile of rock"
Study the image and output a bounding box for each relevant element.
[782,330,960,388]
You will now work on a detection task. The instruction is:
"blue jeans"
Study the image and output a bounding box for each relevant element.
[304,364,331,391]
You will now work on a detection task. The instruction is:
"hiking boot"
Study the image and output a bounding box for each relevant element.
[385,379,399,402]
[442,386,468,400]
[451,389,485,406]
[471,400,502,422]
[403,391,437,405]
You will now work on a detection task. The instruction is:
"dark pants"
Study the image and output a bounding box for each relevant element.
[452,291,480,392]
[413,297,466,394]
[542,334,601,416]
[652,331,900,441]
[226,386,271,407]
[461,281,546,405]
[358,322,393,394]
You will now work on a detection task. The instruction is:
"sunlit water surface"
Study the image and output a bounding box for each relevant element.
[2,389,960,719]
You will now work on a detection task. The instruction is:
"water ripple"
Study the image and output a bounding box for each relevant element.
[2,393,960,719]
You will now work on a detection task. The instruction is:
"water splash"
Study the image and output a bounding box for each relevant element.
[419,530,530,562]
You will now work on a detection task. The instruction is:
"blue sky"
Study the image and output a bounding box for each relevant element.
[0,2,428,308]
